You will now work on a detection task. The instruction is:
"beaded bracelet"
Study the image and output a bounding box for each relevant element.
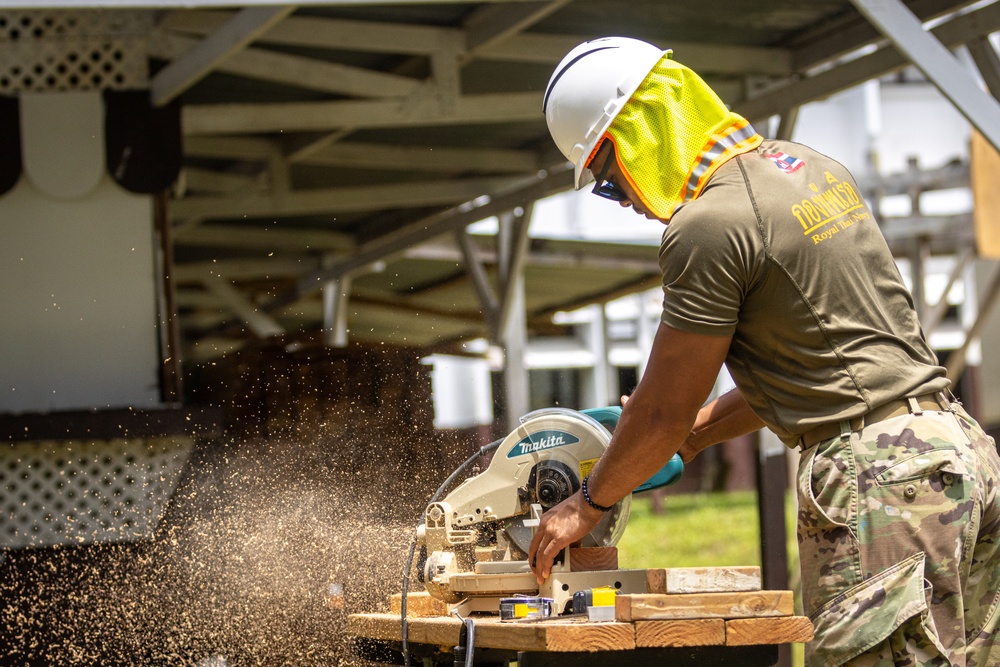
[581,475,614,512]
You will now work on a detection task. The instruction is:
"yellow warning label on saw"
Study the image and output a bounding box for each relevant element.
[579,458,598,480]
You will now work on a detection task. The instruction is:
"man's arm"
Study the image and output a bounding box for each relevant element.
[527,322,732,582]
[678,387,765,462]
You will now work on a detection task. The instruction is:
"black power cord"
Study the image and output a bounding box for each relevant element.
[401,436,504,667]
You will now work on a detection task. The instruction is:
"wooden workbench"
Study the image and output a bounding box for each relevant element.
[348,582,814,667]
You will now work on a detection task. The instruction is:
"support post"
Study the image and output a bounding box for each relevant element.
[580,304,611,409]
[946,260,1000,383]
[756,430,791,667]
[322,273,351,348]
[502,266,529,431]
[496,206,533,431]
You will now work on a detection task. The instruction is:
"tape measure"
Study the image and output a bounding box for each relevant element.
[499,596,554,621]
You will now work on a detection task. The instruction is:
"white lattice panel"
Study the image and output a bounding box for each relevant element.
[1,436,192,548]
[0,10,149,93]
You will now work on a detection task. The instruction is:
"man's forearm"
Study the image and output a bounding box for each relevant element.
[682,388,765,459]
[582,324,733,509]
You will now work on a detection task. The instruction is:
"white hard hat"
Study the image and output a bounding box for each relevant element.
[543,37,668,189]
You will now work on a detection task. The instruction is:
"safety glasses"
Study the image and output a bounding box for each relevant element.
[589,142,628,202]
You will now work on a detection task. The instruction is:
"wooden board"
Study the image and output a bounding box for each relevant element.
[348,613,635,652]
[725,616,814,646]
[634,619,726,647]
[972,130,1000,259]
[645,567,761,594]
[569,547,618,571]
[616,591,794,622]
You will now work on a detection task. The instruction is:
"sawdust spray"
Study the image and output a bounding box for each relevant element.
[1,344,476,666]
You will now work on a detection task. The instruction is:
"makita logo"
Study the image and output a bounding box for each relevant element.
[506,430,580,458]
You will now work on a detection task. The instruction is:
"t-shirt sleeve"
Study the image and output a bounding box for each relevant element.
[657,201,759,337]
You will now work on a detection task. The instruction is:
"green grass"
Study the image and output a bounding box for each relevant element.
[618,491,765,568]
[616,490,805,666]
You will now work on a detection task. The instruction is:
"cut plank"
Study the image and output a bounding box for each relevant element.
[569,547,619,571]
[348,613,635,652]
[389,591,449,618]
[726,616,814,645]
[616,591,794,622]
[634,619,726,647]
[645,566,761,594]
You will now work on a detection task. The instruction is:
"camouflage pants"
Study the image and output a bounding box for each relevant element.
[797,402,1000,667]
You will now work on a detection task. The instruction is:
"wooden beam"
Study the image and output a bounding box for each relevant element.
[739,2,1000,121]
[292,166,574,293]
[455,228,500,330]
[175,257,317,283]
[181,166,261,194]
[463,0,572,59]
[946,261,1000,383]
[495,204,533,339]
[172,175,525,220]
[151,29,420,98]
[476,33,793,76]
[173,225,355,251]
[967,35,1000,100]
[791,0,965,72]
[182,91,542,135]
[923,245,974,335]
[159,9,453,56]
[294,141,539,173]
[183,135,281,160]
[202,277,285,338]
[151,6,295,107]
[850,0,1000,153]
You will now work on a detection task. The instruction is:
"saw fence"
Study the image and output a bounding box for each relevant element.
[348,566,813,667]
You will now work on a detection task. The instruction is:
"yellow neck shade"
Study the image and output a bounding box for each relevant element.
[600,55,763,221]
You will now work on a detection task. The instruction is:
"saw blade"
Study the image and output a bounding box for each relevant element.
[503,495,630,556]
[498,408,630,555]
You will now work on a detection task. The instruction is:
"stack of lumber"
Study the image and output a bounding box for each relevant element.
[620,566,812,648]
[348,566,813,653]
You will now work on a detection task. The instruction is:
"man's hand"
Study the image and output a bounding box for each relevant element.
[527,491,603,583]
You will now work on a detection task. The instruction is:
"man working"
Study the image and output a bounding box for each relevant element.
[528,37,1000,666]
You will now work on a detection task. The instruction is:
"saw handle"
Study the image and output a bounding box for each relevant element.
[580,406,684,493]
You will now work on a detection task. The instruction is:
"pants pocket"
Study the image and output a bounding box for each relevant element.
[807,552,948,667]
[798,437,861,615]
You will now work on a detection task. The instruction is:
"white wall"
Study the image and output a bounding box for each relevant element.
[0,175,162,412]
[427,354,493,428]
[792,82,875,176]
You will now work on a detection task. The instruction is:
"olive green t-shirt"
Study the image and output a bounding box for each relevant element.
[658,139,948,444]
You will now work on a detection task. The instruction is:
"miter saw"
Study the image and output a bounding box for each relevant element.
[414,406,684,617]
